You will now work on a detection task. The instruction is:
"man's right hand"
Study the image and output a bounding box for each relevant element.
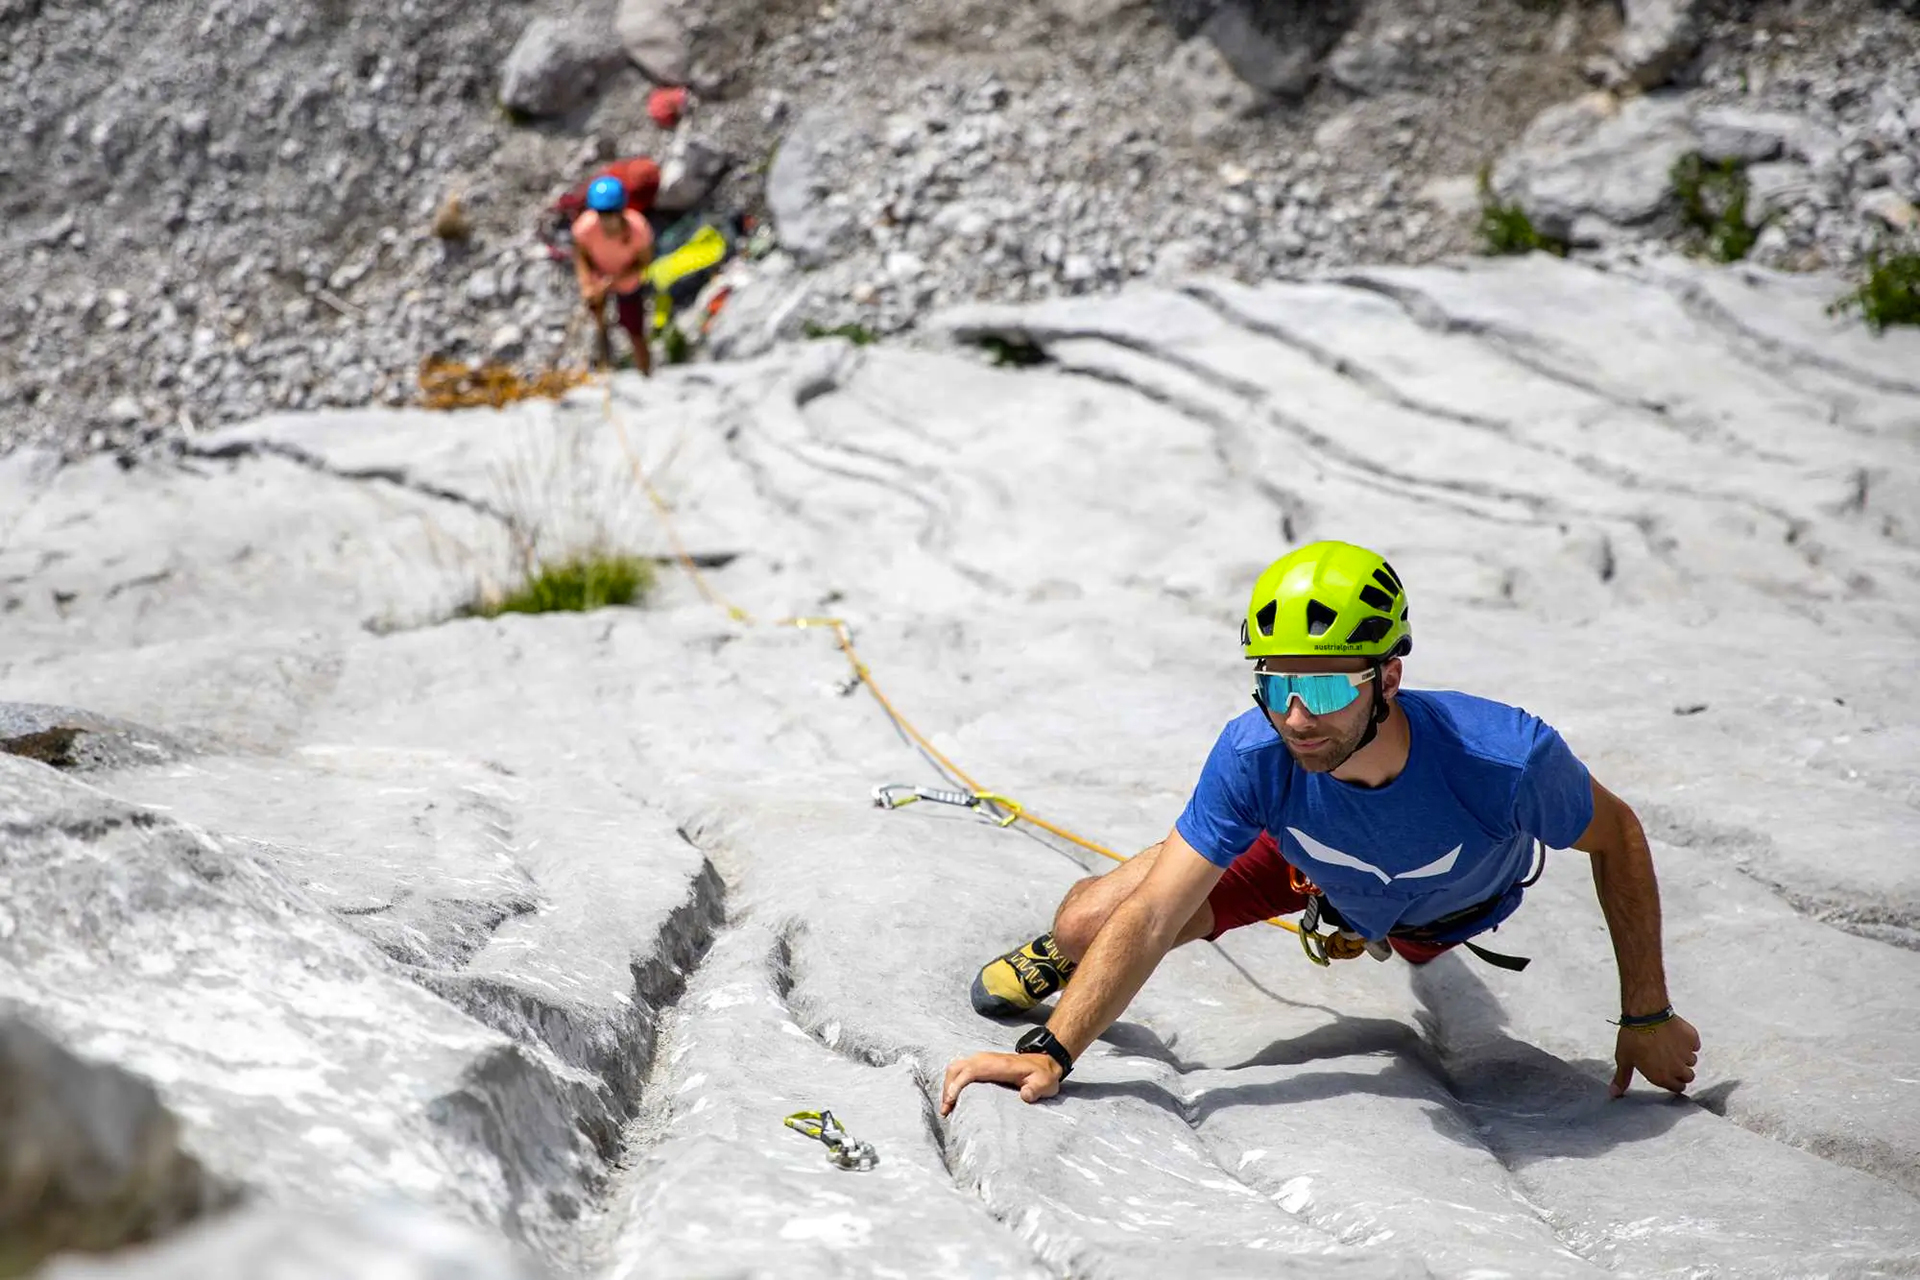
[940,1050,1062,1116]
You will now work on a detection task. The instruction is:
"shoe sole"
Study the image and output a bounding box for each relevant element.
[970,968,1036,1019]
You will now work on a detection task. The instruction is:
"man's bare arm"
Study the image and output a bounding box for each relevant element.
[573,245,602,299]
[1575,777,1668,1014]
[1047,829,1221,1058]
[940,828,1222,1114]
[1573,776,1700,1094]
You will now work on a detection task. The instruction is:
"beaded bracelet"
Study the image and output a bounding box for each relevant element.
[1614,1005,1676,1030]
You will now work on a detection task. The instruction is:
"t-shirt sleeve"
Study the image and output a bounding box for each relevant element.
[1512,720,1594,848]
[1175,726,1266,869]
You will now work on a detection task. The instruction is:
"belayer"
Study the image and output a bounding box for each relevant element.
[942,541,1701,1114]
[570,174,657,377]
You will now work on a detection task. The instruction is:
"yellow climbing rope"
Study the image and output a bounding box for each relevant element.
[597,380,1315,947]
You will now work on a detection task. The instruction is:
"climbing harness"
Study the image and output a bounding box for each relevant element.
[1291,868,1387,967]
[784,1110,879,1171]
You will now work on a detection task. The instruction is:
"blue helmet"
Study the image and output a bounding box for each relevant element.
[586,175,627,212]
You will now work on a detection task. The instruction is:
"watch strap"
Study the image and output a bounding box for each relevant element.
[1017,1027,1074,1078]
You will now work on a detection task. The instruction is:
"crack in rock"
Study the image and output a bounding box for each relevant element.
[766,921,1074,1280]
[426,857,728,1151]
[181,436,513,528]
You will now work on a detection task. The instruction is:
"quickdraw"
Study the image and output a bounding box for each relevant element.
[783,1110,879,1171]
[871,783,1024,829]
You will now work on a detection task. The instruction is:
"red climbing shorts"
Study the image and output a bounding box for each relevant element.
[611,285,651,339]
[1202,830,1457,965]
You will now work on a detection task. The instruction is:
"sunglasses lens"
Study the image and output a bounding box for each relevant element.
[1258,673,1362,716]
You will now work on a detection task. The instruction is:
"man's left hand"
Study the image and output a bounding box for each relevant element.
[1610,1014,1700,1097]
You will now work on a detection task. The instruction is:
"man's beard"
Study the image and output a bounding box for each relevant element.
[1280,687,1378,774]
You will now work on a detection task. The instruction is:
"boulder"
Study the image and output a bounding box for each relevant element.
[654,141,733,214]
[0,1016,227,1275]
[1694,107,1844,170]
[1160,33,1272,143]
[1491,93,1700,244]
[1609,0,1705,90]
[1860,189,1920,232]
[1199,0,1358,100]
[615,0,760,90]
[1744,160,1823,222]
[1326,21,1420,97]
[499,14,626,120]
[767,110,864,267]
[615,0,691,86]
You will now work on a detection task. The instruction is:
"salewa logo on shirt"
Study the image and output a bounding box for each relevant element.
[1287,827,1460,885]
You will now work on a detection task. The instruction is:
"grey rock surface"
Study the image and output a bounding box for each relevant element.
[3,257,1920,1275]
[0,1017,227,1276]
[0,703,199,773]
[42,1205,547,1279]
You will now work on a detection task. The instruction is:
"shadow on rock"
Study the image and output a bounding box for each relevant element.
[1410,953,1705,1167]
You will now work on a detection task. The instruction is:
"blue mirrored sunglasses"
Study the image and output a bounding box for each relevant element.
[1253,668,1376,716]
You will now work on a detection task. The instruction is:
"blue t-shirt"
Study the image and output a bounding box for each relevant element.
[1175,690,1594,943]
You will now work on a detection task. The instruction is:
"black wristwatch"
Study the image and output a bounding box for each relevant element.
[1016,1026,1074,1078]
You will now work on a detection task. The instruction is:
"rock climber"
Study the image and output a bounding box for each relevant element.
[941,540,1701,1116]
[573,174,655,376]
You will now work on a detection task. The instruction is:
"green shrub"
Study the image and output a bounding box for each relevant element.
[661,325,694,365]
[1475,166,1568,258]
[1671,153,1761,263]
[472,551,654,617]
[1828,249,1920,333]
[802,320,878,346]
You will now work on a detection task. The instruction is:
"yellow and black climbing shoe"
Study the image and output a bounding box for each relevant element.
[971,932,1077,1018]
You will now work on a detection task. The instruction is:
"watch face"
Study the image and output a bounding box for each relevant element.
[1016,1028,1046,1053]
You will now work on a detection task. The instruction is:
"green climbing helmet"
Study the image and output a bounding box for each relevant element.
[1241,541,1412,660]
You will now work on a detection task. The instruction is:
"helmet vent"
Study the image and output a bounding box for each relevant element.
[1358,584,1395,612]
[1305,599,1336,637]
[1346,615,1393,646]
[1255,600,1278,637]
[1376,563,1403,593]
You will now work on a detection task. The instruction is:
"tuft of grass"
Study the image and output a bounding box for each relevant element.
[470,551,654,617]
[662,324,694,365]
[1475,166,1568,257]
[1827,249,1920,333]
[1671,153,1761,263]
[802,320,878,346]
